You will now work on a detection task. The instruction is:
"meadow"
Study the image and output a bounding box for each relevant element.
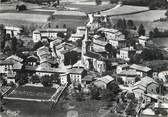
[8,86,56,100]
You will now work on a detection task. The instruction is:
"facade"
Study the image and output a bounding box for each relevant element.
[59,73,68,85]
[138,36,149,47]
[5,26,22,37]
[117,47,136,61]
[76,26,86,35]
[108,38,126,49]
[92,39,107,52]
[33,28,67,43]
[69,68,87,84]
[118,70,138,86]
[69,33,84,42]
[116,64,129,74]
[0,60,16,79]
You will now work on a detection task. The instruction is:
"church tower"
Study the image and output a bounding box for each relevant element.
[82,26,88,56]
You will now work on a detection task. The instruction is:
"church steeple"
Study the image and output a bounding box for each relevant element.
[82,26,88,56]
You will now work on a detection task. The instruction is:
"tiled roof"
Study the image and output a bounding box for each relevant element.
[6,55,23,62]
[130,64,151,72]
[133,76,158,89]
[119,70,138,76]
[69,68,85,74]
[93,39,107,46]
[0,60,13,65]
[95,75,114,84]
[38,28,67,32]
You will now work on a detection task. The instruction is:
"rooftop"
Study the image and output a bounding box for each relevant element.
[97,27,119,33]
[130,64,151,72]
[69,68,85,74]
[0,60,13,65]
[37,28,67,32]
[119,70,138,76]
[139,36,149,40]
[120,47,135,51]
[134,76,158,89]
[93,39,107,46]
[95,75,114,84]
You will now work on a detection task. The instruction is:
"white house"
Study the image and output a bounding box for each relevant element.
[108,38,126,49]
[92,39,107,52]
[117,47,136,61]
[59,73,68,85]
[5,26,23,37]
[116,63,129,74]
[98,28,125,40]
[138,36,149,47]
[33,28,67,43]
[76,26,86,35]
[69,68,87,84]
[69,33,84,42]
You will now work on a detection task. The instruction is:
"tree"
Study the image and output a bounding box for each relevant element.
[107,82,121,95]
[63,24,66,28]
[41,75,53,87]
[165,10,168,18]
[141,48,163,61]
[0,24,6,52]
[30,75,40,84]
[57,32,64,38]
[95,0,102,5]
[105,43,117,58]
[51,73,60,84]
[89,85,101,100]
[15,72,28,86]
[138,24,146,36]
[102,89,116,101]
[126,92,135,101]
[127,20,136,29]
[16,4,27,11]
[33,41,43,50]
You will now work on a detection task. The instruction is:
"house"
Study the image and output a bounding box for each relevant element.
[130,64,152,77]
[5,55,23,63]
[5,26,23,37]
[69,33,84,42]
[69,68,87,84]
[116,63,129,74]
[138,36,149,47]
[154,102,168,116]
[97,27,125,40]
[33,28,67,43]
[59,73,68,85]
[25,55,39,66]
[141,108,155,117]
[117,47,136,61]
[92,38,107,52]
[94,75,114,89]
[132,76,159,99]
[118,70,138,86]
[76,26,86,35]
[108,38,126,49]
[0,60,16,83]
[83,51,107,73]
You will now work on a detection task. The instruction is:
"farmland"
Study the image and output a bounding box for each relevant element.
[8,86,56,100]
[101,5,149,16]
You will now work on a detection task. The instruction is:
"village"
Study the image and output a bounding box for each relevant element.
[1,0,168,117]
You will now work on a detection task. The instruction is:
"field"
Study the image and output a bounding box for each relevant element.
[8,86,56,100]
[0,12,51,22]
[101,5,149,16]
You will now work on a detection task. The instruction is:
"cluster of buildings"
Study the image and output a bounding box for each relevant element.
[1,14,168,117]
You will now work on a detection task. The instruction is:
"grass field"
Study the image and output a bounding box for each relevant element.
[0,12,51,23]
[101,5,149,16]
[8,86,56,100]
